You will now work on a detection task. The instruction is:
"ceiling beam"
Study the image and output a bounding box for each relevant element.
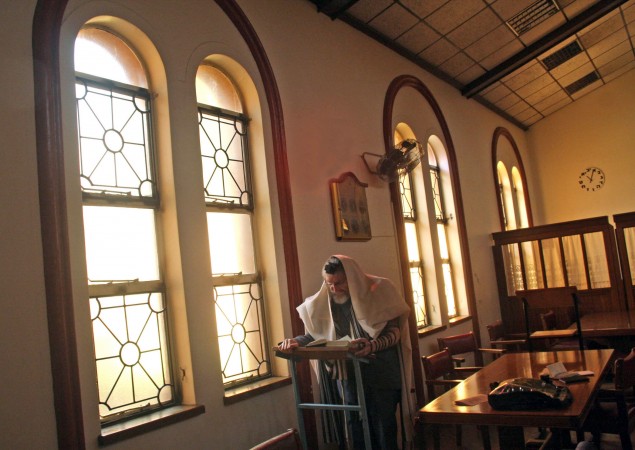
[461,0,628,98]
[308,0,360,19]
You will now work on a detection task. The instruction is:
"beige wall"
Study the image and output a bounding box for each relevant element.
[527,69,635,225]
[1,0,632,448]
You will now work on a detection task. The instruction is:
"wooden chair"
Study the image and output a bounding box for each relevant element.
[437,330,505,367]
[249,428,302,450]
[583,347,635,449]
[421,349,489,449]
[486,319,526,352]
[516,287,584,352]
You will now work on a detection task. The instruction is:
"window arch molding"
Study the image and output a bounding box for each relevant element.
[383,74,477,406]
[491,127,533,230]
[32,0,304,447]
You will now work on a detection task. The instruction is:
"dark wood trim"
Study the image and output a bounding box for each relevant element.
[492,216,612,244]
[32,1,85,449]
[491,127,534,231]
[212,0,311,445]
[614,212,635,309]
[383,74,480,406]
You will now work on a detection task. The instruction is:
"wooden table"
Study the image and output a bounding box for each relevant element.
[418,349,614,449]
[579,310,635,337]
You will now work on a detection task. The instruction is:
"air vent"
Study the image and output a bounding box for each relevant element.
[542,40,583,71]
[564,71,600,95]
[506,0,560,36]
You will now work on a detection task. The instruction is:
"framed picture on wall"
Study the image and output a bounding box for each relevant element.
[329,172,371,241]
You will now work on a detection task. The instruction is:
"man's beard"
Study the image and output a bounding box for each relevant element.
[331,292,350,304]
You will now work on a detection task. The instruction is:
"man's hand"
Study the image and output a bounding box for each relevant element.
[278,338,299,353]
[350,338,372,357]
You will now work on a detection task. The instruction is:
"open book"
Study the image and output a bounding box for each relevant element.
[306,336,351,348]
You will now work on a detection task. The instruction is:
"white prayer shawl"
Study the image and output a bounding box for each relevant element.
[296,255,416,443]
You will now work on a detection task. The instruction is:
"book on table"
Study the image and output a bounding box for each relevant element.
[306,337,351,348]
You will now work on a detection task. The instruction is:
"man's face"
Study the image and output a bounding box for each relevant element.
[324,271,349,302]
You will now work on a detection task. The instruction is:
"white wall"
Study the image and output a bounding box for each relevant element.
[5,0,632,448]
[0,1,59,448]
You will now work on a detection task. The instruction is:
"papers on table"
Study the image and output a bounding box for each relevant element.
[542,361,594,383]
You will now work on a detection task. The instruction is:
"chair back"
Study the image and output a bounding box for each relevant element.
[250,428,302,450]
[487,320,505,341]
[615,348,635,391]
[437,331,481,365]
[438,331,477,354]
[422,348,456,382]
[421,348,458,401]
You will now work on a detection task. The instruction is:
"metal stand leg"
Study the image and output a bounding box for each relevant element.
[288,360,308,450]
[352,358,372,450]
[286,355,371,450]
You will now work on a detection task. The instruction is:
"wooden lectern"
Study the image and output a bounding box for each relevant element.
[274,346,371,450]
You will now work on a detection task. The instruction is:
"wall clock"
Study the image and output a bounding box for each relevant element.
[578,167,605,191]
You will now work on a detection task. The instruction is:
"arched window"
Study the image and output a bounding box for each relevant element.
[395,124,465,327]
[74,27,175,423]
[196,62,270,387]
[492,127,533,230]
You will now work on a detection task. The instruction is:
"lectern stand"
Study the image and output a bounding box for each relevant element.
[275,346,372,450]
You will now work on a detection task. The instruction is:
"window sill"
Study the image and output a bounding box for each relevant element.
[99,404,205,446]
[417,324,446,337]
[223,376,292,405]
[449,315,472,326]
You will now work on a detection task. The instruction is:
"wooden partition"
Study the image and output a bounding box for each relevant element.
[615,212,635,308]
[492,216,625,337]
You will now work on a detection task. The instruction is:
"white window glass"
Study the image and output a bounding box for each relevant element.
[75,28,147,88]
[437,224,449,260]
[196,65,242,113]
[91,292,172,418]
[405,222,421,262]
[409,266,428,327]
[84,206,159,282]
[214,283,268,384]
[442,264,456,317]
[207,212,256,275]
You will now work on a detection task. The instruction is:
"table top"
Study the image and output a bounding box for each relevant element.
[419,349,614,429]
[579,310,635,337]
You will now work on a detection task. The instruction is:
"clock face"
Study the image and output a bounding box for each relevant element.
[578,167,605,191]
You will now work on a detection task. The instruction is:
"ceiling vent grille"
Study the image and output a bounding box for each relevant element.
[506,0,560,36]
[542,40,583,71]
[565,71,600,95]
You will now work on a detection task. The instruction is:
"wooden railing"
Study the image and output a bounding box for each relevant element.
[492,216,628,336]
